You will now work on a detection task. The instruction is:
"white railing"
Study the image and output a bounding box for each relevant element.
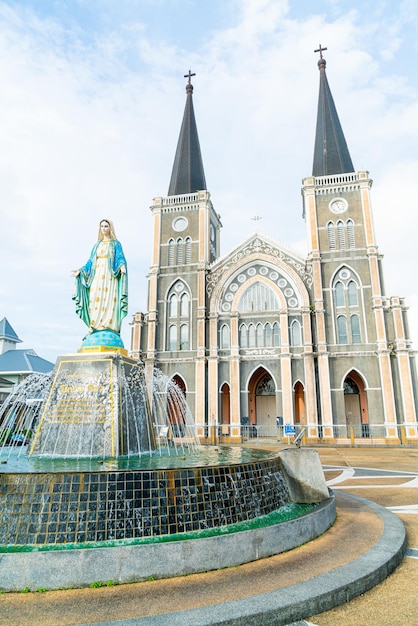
[161,192,200,205]
[209,421,418,445]
[314,173,360,186]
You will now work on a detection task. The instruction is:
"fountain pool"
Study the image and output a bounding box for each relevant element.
[0,356,335,591]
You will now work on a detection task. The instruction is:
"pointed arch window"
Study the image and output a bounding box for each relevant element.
[347,219,355,248]
[327,222,336,249]
[248,324,256,348]
[290,320,302,346]
[273,322,281,346]
[239,324,248,348]
[335,282,345,307]
[180,293,189,317]
[265,323,273,347]
[348,281,358,306]
[350,314,361,344]
[256,323,264,347]
[185,237,192,263]
[176,238,184,264]
[337,220,346,249]
[220,324,230,349]
[169,294,178,317]
[168,325,177,351]
[332,270,363,345]
[337,315,348,344]
[168,239,175,265]
[180,324,189,350]
[166,284,191,351]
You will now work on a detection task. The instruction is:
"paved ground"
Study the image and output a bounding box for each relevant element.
[0,445,417,626]
[306,446,418,626]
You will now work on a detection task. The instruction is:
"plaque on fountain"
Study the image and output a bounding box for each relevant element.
[29,352,155,458]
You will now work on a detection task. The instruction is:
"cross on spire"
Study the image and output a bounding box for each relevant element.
[314,44,327,59]
[251,215,262,222]
[184,69,196,84]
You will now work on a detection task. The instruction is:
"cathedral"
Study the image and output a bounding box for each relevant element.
[130,53,418,445]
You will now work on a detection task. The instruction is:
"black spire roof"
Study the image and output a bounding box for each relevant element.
[168,71,207,195]
[312,46,354,176]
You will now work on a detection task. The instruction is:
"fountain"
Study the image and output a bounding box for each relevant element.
[0,357,334,591]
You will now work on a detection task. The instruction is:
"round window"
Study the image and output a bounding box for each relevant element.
[173,217,188,232]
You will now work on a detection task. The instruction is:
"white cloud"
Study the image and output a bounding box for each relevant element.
[0,0,418,360]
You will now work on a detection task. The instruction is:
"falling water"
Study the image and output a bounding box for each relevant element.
[0,361,201,462]
[0,372,51,460]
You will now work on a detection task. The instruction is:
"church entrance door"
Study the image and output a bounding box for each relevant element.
[248,368,276,434]
[344,372,369,437]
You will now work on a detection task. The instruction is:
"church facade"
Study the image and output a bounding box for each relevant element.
[130,58,418,445]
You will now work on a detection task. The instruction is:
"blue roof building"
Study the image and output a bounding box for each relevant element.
[0,318,54,404]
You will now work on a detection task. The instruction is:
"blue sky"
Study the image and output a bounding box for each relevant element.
[1,0,418,362]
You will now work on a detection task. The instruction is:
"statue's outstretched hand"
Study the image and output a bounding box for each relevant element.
[71,270,80,277]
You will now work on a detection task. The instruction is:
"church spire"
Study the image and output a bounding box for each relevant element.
[168,70,207,195]
[312,45,354,177]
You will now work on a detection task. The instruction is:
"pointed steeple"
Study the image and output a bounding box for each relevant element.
[312,46,354,176]
[168,71,207,196]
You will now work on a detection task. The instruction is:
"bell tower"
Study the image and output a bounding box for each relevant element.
[131,72,221,435]
[301,47,417,440]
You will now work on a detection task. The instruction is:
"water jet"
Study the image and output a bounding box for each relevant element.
[0,352,334,591]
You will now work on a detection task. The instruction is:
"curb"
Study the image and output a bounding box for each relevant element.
[77,493,406,626]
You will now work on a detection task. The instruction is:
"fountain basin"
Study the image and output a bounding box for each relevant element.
[0,493,335,592]
[1,448,293,546]
[0,446,336,591]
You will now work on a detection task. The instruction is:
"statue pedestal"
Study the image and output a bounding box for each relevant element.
[30,352,155,458]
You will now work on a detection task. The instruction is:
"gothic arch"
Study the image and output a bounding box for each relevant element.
[169,372,187,393]
[293,380,306,424]
[330,264,362,287]
[342,369,369,437]
[165,282,192,351]
[232,275,286,312]
[330,267,365,345]
[245,364,277,392]
[209,249,311,314]
[247,366,277,429]
[164,279,192,302]
[220,382,231,426]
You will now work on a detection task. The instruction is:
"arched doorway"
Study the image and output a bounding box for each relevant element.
[294,381,306,424]
[220,383,230,425]
[167,375,186,437]
[344,371,369,437]
[248,368,276,431]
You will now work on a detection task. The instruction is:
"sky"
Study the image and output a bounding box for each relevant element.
[1,0,418,363]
